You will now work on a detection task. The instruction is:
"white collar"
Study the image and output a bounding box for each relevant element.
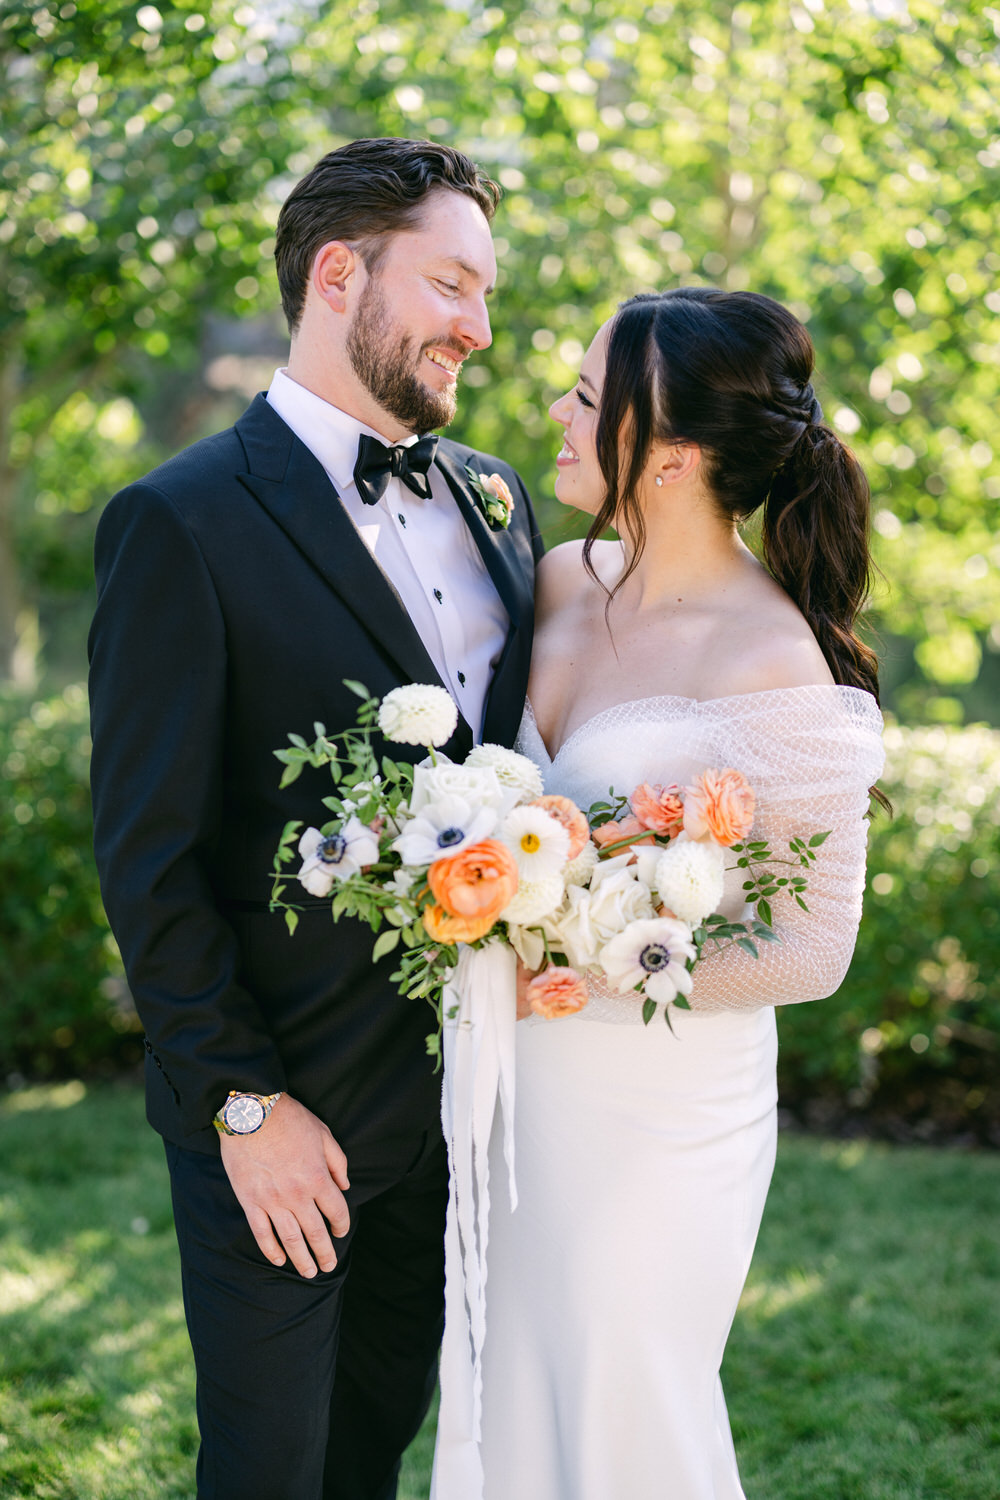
[266,368,421,493]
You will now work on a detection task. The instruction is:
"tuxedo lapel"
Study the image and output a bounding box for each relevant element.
[234,395,446,695]
[435,444,537,748]
[434,447,533,631]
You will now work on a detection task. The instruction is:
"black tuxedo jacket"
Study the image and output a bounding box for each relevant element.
[89,394,543,1172]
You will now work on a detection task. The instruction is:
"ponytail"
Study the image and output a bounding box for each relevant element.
[762,423,880,702]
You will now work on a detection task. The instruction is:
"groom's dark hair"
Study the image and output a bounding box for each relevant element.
[275,138,501,332]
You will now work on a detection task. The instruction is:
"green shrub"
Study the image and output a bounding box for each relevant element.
[777,723,1000,1141]
[0,685,139,1080]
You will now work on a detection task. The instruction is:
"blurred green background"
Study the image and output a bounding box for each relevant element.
[1,0,998,1136]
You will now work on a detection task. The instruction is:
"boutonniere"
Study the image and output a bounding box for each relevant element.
[465,465,515,531]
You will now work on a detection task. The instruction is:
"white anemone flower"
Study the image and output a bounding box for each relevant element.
[392,793,497,867]
[501,875,565,925]
[297,819,380,896]
[599,916,697,1006]
[464,743,545,803]
[501,805,570,880]
[377,683,458,747]
[654,836,726,927]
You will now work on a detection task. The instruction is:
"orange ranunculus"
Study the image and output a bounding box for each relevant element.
[630,781,685,837]
[591,815,658,859]
[683,767,755,846]
[531,794,590,859]
[527,965,589,1019]
[422,903,497,944]
[427,838,518,923]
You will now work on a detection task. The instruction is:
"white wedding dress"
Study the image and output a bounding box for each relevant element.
[432,686,885,1500]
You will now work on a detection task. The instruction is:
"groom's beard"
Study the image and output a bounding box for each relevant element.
[347,276,459,434]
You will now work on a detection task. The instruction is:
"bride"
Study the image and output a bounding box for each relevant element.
[432,287,885,1500]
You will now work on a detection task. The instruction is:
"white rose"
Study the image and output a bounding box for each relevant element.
[377,684,458,747]
[506,923,547,972]
[654,836,726,927]
[409,759,506,818]
[545,855,654,971]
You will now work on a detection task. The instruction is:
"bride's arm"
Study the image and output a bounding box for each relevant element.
[686,710,885,1014]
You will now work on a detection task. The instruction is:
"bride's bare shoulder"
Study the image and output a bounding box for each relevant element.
[536,539,616,615]
[723,574,835,693]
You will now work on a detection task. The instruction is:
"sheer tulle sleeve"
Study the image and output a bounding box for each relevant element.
[683,690,884,1013]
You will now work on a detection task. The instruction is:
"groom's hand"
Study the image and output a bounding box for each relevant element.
[219,1094,351,1277]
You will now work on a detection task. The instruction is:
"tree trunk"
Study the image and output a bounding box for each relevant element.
[0,355,22,684]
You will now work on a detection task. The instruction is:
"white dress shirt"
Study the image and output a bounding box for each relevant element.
[266,369,509,741]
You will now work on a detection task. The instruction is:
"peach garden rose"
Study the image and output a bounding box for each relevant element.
[683,768,755,846]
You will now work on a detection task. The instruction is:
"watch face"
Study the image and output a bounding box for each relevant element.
[224,1095,265,1134]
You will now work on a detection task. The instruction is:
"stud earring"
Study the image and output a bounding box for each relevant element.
[654,475,663,487]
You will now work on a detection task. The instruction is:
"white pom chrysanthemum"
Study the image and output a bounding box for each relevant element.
[501,875,565,925]
[563,839,599,887]
[377,684,458,747]
[654,836,726,927]
[297,819,379,896]
[465,743,544,802]
[501,805,570,880]
[599,916,697,1006]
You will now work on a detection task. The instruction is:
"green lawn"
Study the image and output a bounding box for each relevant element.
[1,1083,997,1499]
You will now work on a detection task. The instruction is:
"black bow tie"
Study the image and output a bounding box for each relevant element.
[353,433,439,506]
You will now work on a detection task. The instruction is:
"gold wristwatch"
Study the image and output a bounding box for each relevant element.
[213,1091,284,1136]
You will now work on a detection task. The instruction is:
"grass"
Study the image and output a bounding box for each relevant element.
[1,1085,997,1499]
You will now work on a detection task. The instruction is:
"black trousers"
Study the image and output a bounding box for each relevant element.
[165,1129,448,1500]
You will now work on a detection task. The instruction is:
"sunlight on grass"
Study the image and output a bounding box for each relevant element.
[739,1269,825,1319]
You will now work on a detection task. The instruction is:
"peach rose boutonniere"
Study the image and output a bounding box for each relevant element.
[466,466,515,530]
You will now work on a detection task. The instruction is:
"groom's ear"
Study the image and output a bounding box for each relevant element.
[310,241,359,314]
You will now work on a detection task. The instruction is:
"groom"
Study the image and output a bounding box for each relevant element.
[89,138,542,1499]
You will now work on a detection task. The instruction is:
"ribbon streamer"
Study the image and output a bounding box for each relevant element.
[431,939,518,1499]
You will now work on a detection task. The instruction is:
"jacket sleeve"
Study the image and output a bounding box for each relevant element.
[89,481,286,1134]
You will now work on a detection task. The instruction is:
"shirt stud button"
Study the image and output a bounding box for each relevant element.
[398,513,406,526]
[457,671,466,686]
[433,588,443,603]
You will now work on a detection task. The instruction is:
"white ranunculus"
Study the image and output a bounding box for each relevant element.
[654,836,726,927]
[563,839,599,887]
[599,916,697,1006]
[409,759,507,819]
[500,874,565,925]
[297,819,380,895]
[464,742,545,803]
[391,793,498,867]
[500,805,571,881]
[545,854,655,971]
[377,683,458,747]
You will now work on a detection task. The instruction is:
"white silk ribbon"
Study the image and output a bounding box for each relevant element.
[431,938,518,1499]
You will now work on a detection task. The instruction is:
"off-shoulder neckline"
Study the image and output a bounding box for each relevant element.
[524,684,881,765]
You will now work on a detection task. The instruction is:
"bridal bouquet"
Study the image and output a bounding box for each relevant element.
[270,682,828,1050]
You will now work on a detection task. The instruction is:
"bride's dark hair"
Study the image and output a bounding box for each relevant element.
[588,287,880,703]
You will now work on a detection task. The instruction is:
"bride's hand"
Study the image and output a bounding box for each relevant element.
[515,958,540,1020]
